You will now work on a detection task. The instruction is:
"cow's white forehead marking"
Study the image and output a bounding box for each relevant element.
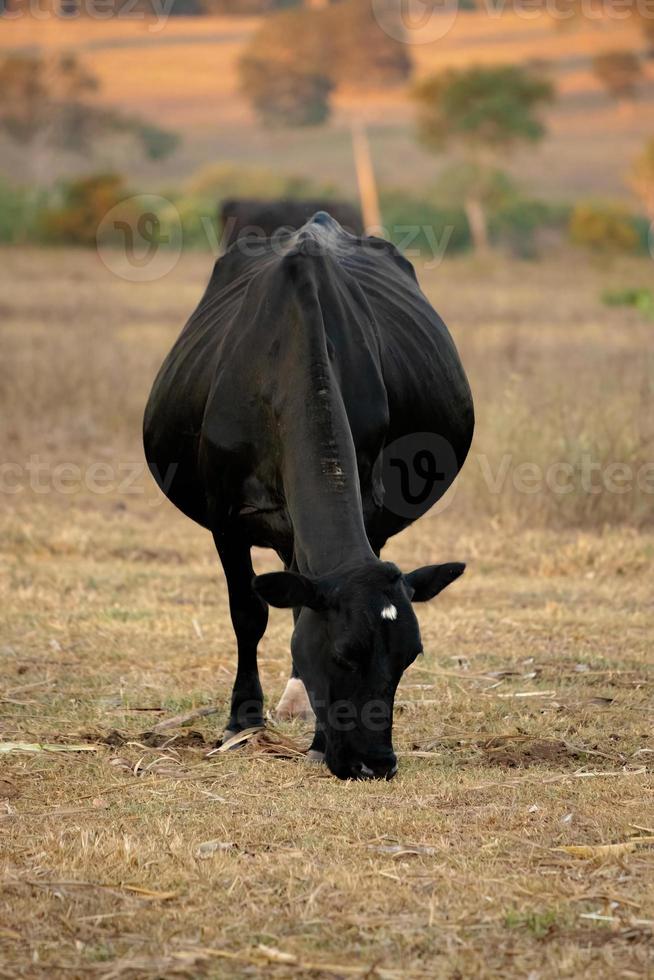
[381,604,398,621]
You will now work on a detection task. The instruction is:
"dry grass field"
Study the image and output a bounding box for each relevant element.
[1,12,653,200]
[1,244,653,978]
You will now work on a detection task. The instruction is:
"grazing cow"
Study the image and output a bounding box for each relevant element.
[220,198,363,249]
[143,213,474,780]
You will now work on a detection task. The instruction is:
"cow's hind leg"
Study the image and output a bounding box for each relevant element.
[213,531,268,740]
[275,605,314,722]
[275,665,315,722]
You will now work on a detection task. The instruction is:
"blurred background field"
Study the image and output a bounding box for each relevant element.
[1,8,654,253]
[0,12,653,199]
[1,3,654,978]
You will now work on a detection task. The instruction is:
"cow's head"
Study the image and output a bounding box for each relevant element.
[253,559,465,780]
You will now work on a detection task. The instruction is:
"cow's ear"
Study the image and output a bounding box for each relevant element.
[405,563,465,602]
[253,571,323,610]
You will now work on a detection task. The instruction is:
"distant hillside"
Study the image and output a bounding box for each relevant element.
[0,12,651,203]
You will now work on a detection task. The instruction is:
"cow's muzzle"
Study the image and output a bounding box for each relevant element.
[346,752,398,781]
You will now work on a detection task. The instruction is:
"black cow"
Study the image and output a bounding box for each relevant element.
[143,213,474,780]
[220,198,363,249]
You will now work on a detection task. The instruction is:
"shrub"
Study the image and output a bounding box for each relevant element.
[602,287,654,319]
[569,203,639,254]
[430,166,569,257]
[632,214,652,255]
[186,163,336,203]
[492,198,570,257]
[0,179,49,243]
[41,174,128,246]
[380,191,471,257]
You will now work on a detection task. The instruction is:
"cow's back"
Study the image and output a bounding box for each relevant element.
[144,215,473,535]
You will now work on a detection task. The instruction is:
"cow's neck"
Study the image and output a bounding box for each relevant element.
[276,299,375,578]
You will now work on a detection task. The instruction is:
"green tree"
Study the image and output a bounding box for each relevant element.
[413,64,554,252]
[324,0,411,91]
[0,53,178,180]
[0,53,98,160]
[238,0,411,127]
[239,59,333,128]
[238,9,332,126]
[592,50,643,109]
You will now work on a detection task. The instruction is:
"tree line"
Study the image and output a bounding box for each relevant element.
[0,1,653,253]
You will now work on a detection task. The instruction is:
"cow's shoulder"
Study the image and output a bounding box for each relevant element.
[356,234,419,285]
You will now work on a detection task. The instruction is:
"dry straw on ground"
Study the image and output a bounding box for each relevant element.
[0,248,652,977]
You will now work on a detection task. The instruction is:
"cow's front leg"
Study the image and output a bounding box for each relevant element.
[306,726,326,764]
[213,530,268,739]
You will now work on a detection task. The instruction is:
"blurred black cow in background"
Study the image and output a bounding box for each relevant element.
[220,198,364,248]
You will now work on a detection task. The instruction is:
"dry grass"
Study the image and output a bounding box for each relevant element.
[1,246,653,978]
[2,246,652,527]
[443,253,654,528]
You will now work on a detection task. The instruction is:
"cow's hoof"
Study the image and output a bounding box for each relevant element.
[306,749,325,764]
[274,677,315,722]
